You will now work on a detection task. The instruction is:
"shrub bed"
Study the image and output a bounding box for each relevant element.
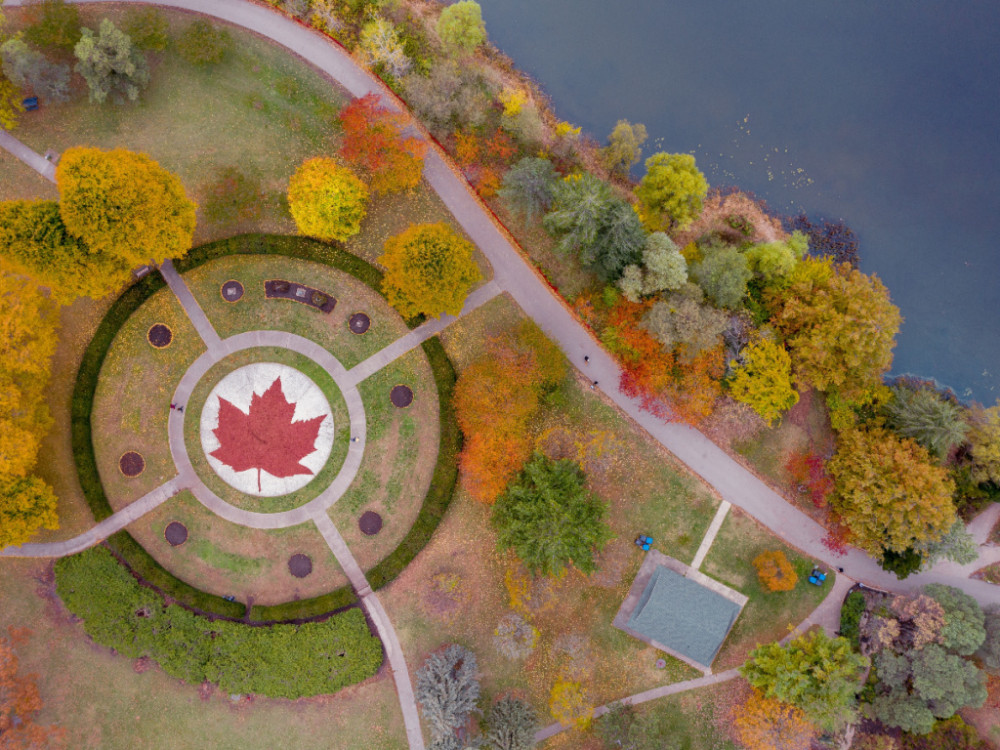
[73,234,459,622]
[55,546,383,698]
[839,589,866,650]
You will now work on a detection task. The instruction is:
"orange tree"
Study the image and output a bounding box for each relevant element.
[56,147,196,291]
[752,550,798,592]
[766,258,901,398]
[0,633,65,749]
[453,321,566,503]
[380,222,481,318]
[288,157,369,242]
[828,426,956,557]
[733,689,817,750]
[338,93,427,194]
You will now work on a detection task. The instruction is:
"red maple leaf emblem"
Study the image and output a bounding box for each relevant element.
[210,377,326,492]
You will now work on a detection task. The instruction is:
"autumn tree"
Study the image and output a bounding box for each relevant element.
[288,157,369,243]
[359,16,410,79]
[828,427,956,557]
[380,222,481,318]
[543,173,645,281]
[338,93,427,194]
[123,7,169,51]
[23,0,81,50]
[415,645,480,745]
[752,550,798,592]
[436,0,486,54]
[56,146,197,291]
[600,119,647,177]
[1,38,72,102]
[177,19,230,66]
[492,453,612,577]
[635,152,709,231]
[0,71,22,129]
[968,401,1000,485]
[0,476,58,550]
[402,60,493,136]
[744,231,807,281]
[740,630,868,731]
[766,258,901,397]
[884,384,968,459]
[498,157,558,223]
[733,690,818,750]
[74,18,149,102]
[924,584,986,656]
[0,633,65,749]
[548,679,592,730]
[640,283,728,361]
[617,232,687,302]
[899,717,986,750]
[729,336,799,426]
[689,241,753,309]
[454,321,566,503]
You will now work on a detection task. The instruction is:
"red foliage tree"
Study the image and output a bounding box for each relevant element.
[0,631,65,749]
[338,93,427,194]
[785,450,834,508]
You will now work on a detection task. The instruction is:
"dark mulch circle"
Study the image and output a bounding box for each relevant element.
[119,451,145,477]
[164,521,188,546]
[288,554,313,578]
[349,312,371,334]
[390,385,413,408]
[147,323,173,348]
[359,511,383,536]
[221,280,245,302]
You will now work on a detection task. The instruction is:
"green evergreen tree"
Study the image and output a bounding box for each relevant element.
[498,157,558,222]
[485,695,537,750]
[884,385,969,459]
[74,18,149,103]
[415,645,481,744]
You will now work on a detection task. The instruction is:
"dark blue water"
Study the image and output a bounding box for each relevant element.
[479,0,1000,402]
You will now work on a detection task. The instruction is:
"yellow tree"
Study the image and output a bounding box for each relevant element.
[635,152,708,231]
[57,147,196,271]
[734,689,818,750]
[728,336,799,426]
[968,401,1000,485]
[287,157,369,242]
[829,427,956,556]
[766,258,901,398]
[0,476,59,549]
[380,222,481,318]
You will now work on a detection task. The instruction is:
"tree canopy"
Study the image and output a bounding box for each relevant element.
[338,93,426,194]
[634,152,708,231]
[740,630,868,731]
[600,119,647,177]
[74,18,149,103]
[767,258,901,397]
[967,401,1000,486]
[56,146,197,283]
[828,426,956,556]
[415,645,481,745]
[436,0,487,54]
[484,695,537,750]
[380,222,482,318]
[491,453,611,577]
[733,690,817,750]
[498,157,558,223]
[618,232,687,302]
[884,385,968,459]
[690,241,752,309]
[0,633,65,749]
[288,157,369,242]
[729,336,799,426]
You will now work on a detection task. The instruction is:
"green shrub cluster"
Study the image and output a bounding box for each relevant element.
[839,590,866,650]
[55,546,383,697]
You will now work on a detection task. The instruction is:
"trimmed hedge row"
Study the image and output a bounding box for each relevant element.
[55,546,383,697]
[72,234,459,623]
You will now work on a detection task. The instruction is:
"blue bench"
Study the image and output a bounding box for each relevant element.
[808,568,827,586]
[22,97,39,112]
[634,534,653,551]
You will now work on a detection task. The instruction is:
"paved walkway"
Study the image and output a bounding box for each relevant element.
[0,128,56,180]
[160,260,223,349]
[690,500,731,570]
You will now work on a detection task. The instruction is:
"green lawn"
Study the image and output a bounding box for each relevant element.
[181,254,409,370]
[182,347,350,513]
[0,558,406,750]
[329,346,440,574]
[91,287,206,509]
[125,490,349,605]
[701,508,833,670]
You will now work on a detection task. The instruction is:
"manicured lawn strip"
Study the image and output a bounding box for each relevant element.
[0,557,410,750]
[54,547,383,698]
[700,508,832,670]
[182,347,350,513]
[126,490,349,607]
[251,337,459,620]
[92,287,206,508]
[182,253,408,370]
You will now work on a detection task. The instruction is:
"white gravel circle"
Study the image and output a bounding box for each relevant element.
[200,363,334,497]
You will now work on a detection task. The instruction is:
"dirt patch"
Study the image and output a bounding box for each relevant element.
[359,511,383,536]
[164,522,188,547]
[673,190,786,248]
[147,323,173,349]
[220,280,245,302]
[288,554,313,578]
[349,312,371,334]
[118,451,145,477]
[264,279,337,313]
[389,385,413,408]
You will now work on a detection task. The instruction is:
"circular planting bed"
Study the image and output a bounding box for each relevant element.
[119,451,146,477]
[164,521,189,546]
[220,280,245,302]
[288,554,313,578]
[147,323,173,349]
[359,510,383,536]
[349,312,371,334]
[390,384,413,408]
